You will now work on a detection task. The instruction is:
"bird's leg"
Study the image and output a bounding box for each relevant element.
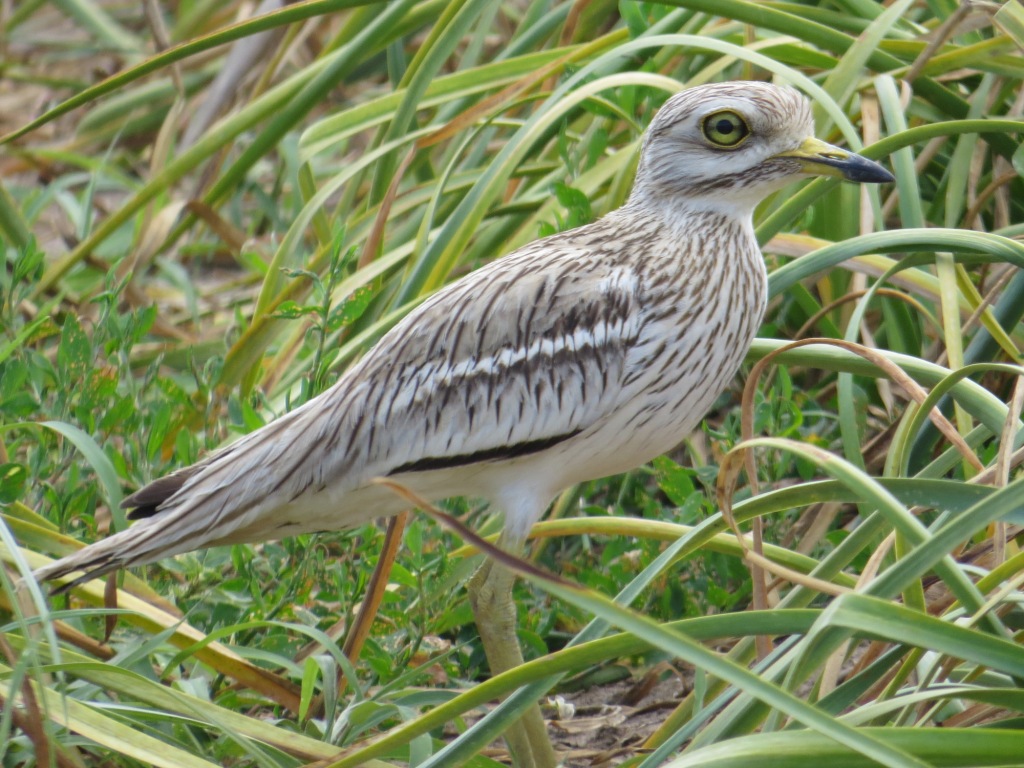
[468,537,557,768]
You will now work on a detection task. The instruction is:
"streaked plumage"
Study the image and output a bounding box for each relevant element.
[36,81,891,601]
[34,80,893,768]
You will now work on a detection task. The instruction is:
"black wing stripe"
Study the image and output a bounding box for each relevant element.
[389,429,582,475]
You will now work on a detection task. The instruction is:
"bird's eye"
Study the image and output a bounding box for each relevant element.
[701,111,750,148]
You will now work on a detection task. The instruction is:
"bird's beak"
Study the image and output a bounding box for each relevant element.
[774,137,894,183]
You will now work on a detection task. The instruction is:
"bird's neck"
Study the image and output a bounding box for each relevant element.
[626,184,762,221]
[614,194,758,251]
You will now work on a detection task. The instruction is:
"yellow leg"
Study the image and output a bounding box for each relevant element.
[468,545,557,768]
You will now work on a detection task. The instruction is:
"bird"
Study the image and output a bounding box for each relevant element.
[34,81,893,768]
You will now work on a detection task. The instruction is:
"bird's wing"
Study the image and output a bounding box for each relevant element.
[35,232,645,587]
[152,234,645,527]
[349,239,644,478]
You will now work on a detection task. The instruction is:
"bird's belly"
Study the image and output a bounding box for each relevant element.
[559,330,752,483]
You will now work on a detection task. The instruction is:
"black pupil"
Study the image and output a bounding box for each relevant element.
[716,118,736,135]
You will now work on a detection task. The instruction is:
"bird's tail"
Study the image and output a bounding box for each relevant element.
[32,521,160,593]
[33,391,343,594]
[33,464,205,593]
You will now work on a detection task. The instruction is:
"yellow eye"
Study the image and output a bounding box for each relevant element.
[702,111,750,148]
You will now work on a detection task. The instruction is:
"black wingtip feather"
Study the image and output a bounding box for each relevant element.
[122,467,199,519]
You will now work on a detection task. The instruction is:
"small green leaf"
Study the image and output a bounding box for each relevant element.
[228,395,266,433]
[553,181,591,213]
[57,314,92,389]
[11,242,44,284]
[272,300,317,319]
[0,462,26,503]
[300,656,319,722]
[619,0,648,38]
[40,419,124,529]
[653,455,696,507]
[146,406,171,462]
[0,391,39,417]
[586,127,609,169]
[327,286,376,332]
[25,316,60,346]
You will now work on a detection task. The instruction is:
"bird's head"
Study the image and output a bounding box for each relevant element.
[629,81,893,214]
